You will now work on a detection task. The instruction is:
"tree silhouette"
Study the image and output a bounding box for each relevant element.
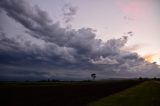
[91,73,96,80]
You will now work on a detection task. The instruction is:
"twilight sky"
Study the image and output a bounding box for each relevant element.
[0,0,160,81]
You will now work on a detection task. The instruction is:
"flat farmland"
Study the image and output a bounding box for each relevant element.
[0,80,141,106]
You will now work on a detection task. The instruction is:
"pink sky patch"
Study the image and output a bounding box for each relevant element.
[117,0,150,20]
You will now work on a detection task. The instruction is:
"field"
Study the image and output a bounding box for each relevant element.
[87,81,160,106]
[0,80,141,106]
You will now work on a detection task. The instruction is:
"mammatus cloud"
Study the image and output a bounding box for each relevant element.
[0,0,159,81]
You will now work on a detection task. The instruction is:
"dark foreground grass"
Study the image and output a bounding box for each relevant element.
[0,80,141,106]
[87,81,160,106]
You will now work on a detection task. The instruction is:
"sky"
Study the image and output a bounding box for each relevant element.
[0,0,160,81]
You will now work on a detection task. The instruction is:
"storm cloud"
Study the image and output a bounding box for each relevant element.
[0,0,159,81]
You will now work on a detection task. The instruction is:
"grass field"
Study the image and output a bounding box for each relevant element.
[0,80,141,106]
[87,81,160,106]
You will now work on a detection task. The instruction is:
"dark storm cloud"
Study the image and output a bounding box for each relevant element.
[0,64,49,81]
[0,0,159,80]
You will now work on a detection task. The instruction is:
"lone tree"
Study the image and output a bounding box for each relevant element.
[91,73,96,80]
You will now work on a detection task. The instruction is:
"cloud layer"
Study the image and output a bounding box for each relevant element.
[0,0,159,81]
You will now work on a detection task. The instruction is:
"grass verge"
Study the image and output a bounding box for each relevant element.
[87,81,160,106]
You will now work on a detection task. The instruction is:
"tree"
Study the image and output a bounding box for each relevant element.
[138,77,143,80]
[91,73,96,80]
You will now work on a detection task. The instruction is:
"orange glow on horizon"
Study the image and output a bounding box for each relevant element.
[144,54,160,65]
[144,55,152,62]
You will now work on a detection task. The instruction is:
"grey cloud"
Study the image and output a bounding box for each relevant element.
[0,32,77,63]
[62,3,78,23]
[0,0,159,80]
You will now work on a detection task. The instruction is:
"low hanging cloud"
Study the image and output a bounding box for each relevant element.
[0,0,159,81]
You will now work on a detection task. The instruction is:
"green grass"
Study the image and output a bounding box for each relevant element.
[87,81,160,106]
